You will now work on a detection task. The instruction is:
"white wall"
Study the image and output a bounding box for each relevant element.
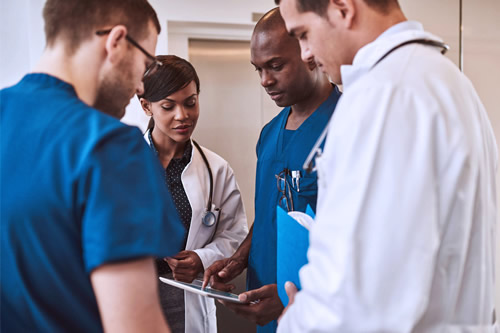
[122,0,276,130]
[0,0,45,89]
[151,0,274,60]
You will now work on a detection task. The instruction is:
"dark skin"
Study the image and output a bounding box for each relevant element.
[218,284,284,327]
[202,227,284,326]
[249,18,332,131]
[203,227,253,292]
[202,8,333,327]
[165,250,204,283]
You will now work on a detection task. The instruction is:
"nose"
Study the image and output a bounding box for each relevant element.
[300,42,314,64]
[174,106,189,120]
[136,81,145,96]
[260,70,275,88]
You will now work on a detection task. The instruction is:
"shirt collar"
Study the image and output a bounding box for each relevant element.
[340,21,442,89]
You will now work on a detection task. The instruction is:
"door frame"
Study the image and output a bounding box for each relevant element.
[166,20,255,59]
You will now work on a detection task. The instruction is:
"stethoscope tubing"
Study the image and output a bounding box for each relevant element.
[192,140,213,213]
[303,38,449,174]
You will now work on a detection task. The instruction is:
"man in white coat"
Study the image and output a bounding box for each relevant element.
[276,0,498,332]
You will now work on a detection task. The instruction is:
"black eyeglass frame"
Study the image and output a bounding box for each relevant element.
[95,29,162,77]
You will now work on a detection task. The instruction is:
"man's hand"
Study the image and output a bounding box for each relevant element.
[219,284,284,327]
[165,250,203,283]
[202,255,247,291]
[278,281,298,324]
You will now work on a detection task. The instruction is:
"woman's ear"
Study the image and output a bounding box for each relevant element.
[140,98,153,116]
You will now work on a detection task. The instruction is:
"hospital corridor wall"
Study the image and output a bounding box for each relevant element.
[188,38,277,333]
[0,0,499,332]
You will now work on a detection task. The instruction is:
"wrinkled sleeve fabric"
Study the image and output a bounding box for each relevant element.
[79,126,185,273]
[278,84,442,332]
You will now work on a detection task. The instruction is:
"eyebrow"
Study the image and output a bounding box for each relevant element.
[251,57,283,68]
[288,27,299,38]
[266,57,282,64]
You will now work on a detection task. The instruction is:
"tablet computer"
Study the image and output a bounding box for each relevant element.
[159,277,245,303]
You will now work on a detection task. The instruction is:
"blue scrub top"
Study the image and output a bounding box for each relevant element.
[248,87,341,332]
[0,74,185,332]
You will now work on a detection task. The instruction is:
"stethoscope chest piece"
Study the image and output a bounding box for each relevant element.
[202,210,217,227]
[192,140,221,229]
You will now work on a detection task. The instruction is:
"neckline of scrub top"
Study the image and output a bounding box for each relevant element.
[276,85,341,157]
[22,73,77,95]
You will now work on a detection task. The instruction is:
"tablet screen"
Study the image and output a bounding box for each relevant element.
[159,277,244,303]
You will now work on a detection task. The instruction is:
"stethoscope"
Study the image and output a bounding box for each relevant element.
[191,140,220,228]
[146,128,220,228]
[303,38,449,174]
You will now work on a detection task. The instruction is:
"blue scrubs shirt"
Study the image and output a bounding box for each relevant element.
[0,74,185,332]
[248,87,341,332]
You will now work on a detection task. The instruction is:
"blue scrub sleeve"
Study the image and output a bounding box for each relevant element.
[79,126,185,273]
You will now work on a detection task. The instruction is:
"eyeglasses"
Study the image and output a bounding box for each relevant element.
[276,168,294,212]
[95,29,162,77]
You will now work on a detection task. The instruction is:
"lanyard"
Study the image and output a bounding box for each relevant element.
[303,38,449,174]
[373,38,449,67]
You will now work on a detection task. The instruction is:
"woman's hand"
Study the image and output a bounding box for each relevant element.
[165,250,204,283]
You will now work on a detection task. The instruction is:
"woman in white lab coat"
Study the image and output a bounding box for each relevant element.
[138,55,248,333]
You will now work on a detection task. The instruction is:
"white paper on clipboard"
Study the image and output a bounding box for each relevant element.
[159,277,246,303]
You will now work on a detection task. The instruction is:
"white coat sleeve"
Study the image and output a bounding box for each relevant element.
[193,162,248,268]
[278,84,444,332]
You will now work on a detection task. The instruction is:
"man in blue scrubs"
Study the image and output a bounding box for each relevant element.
[0,1,184,332]
[203,7,341,332]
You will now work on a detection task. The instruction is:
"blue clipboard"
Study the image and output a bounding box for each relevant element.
[276,205,315,306]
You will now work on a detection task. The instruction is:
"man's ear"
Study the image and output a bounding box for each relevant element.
[139,98,153,116]
[103,25,128,65]
[329,0,356,29]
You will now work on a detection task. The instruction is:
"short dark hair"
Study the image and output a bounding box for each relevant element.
[43,0,161,53]
[275,0,398,15]
[139,55,201,130]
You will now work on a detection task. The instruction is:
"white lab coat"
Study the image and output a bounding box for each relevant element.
[144,131,249,333]
[278,21,498,332]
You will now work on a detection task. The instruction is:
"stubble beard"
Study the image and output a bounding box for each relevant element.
[93,60,134,119]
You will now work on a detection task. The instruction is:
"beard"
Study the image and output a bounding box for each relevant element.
[93,59,135,119]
